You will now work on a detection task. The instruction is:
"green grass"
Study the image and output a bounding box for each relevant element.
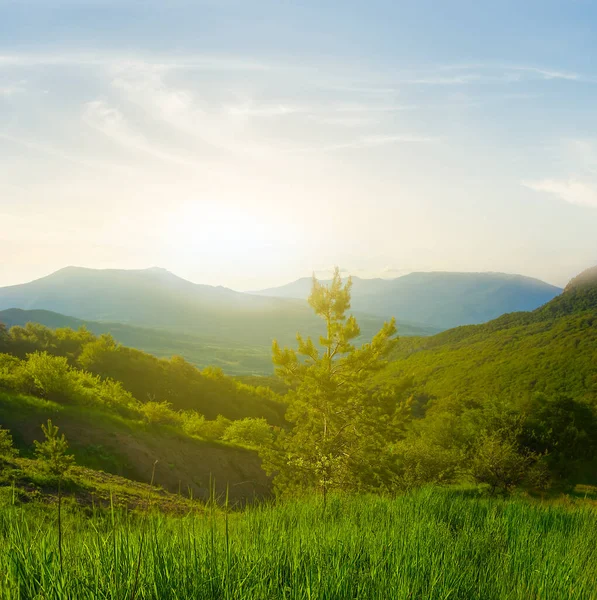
[0,488,595,599]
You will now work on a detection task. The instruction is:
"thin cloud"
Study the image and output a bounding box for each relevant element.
[290,133,439,154]
[523,179,597,208]
[82,100,201,168]
[440,63,593,83]
[330,134,439,150]
[0,82,26,96]
[0,52,270,72]
[0,131,135,172]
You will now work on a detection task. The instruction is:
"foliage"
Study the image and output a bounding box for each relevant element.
[222,418,273,448]
[34,419,75,478]
[0,322,9,353]
[0,425,18,461]
[140,401,183,427]
[391,437,463,489]
[265,268,406,496]
[468,434,537,494]
[519,394,597,485]
[190,415,232,441]
[1,323,286,423]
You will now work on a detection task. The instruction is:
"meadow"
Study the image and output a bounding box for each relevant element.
[0,488,595,600]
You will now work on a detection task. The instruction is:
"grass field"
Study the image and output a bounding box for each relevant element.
[0,487,595,599]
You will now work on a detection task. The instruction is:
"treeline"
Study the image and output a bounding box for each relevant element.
[0,322,285,425]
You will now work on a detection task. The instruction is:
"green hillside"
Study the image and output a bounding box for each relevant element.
[382,267,597,404]
[0,391,270,503]
[0,321,287,425]
[372,267,597,489]
[0,308,279,375]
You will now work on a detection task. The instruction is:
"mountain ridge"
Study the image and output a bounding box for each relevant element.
[252,270,563,329]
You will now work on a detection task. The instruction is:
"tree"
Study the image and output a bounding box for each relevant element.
[468,433,537,494]
[0,426,18,470]
[34,419,75,478]
[34,419,75,570]
[263,267,405,497]
[0,322,9,353]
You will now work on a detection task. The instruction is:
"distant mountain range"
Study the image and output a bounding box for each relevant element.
[253,271,562,329]
[0,268,436,373]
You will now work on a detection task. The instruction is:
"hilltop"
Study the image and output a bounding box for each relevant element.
[253,271,562,329]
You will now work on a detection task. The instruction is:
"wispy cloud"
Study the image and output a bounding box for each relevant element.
[523,179,597,208]
[0,82,26,97]
[110,64,273,158]
[523,139,597,208]
[0,131,134,172]
[294,133,439,154]
[225,103,304,117]
[0,53,270,72]
[440,63,594,83]
[82,100,201,168]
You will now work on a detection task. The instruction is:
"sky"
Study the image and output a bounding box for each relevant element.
[1,0,597,290]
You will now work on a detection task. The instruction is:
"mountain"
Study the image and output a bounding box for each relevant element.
[253,271,563,329]
[0,268,437,367]
[380,266,597,407]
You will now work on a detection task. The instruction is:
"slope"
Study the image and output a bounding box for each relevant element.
[0,308,278,375]
[0,391,270,503]
[381,266,597,405]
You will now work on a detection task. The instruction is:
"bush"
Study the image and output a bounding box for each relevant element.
[140,401,183,426]
[392,438,463,489]
[181,411,206,437]
[222,418,273,448]
[24,352,75,400]
[469,434,535,494]
[184,414,232,441]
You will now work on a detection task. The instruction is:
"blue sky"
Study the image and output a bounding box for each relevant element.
[1,0,596,289]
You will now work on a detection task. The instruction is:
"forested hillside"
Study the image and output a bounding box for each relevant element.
[0,322,285,425]
[383,266,597,403]
[0,308,281,375]
[367,266,597,490]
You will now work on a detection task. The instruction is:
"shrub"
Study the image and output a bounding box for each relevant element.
[469,434,535,494]
[222,418,273,448]
[392,438,463,489]
[140,401,183,426]
[181,411,206,437]
[0,354,26,392]
[25,352,75,400]
[186,415,232,441]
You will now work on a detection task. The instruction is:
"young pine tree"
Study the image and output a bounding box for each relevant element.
[264,267,408,498]
[0,426,18,472]
[34,419,75,478]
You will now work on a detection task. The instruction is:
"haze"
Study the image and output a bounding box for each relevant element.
[1,0,596,290]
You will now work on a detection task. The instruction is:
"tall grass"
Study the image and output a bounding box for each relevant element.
[0,488,595,599]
